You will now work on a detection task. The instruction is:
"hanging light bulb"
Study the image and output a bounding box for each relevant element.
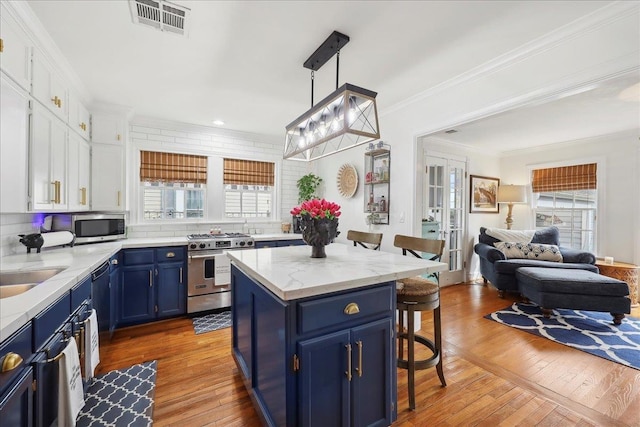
[283,31,379,161]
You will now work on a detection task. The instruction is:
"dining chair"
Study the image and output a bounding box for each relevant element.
[346,230,383,250]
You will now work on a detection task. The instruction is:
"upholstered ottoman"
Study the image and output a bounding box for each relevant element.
[516,267,631,325]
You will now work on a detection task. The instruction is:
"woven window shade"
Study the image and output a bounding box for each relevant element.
[223,158,274,186]
[531,163,597,193]
[140,151,207,184]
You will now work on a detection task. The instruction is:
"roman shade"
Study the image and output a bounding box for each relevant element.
[223,158,274,186]
[140,151,207,184]
[531,163,597,193]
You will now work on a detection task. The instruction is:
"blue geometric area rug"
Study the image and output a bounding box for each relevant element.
[76,360,157,426]
[485,303,640,370]
[192,310,232,334]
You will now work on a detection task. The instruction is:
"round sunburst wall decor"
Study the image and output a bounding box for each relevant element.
[337,164,358,198]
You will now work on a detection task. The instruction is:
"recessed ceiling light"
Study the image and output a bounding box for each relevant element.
[212,120,225,126]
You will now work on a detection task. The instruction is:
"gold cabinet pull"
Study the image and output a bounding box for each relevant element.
[345,343,352,382]
[117,190,121,206]
[51,181,57,202]
[356,340,363,377]
[81,187,87,205]
[1,352,23,372]
[344,303,360,315]
[51,95,59,106]
[149,270,153,287]
[117,134,121,141]
[56,181,61,204]
[166,252,175,258]
[0,38,4,53]
[179,267,183,283]
[57,98,62,108]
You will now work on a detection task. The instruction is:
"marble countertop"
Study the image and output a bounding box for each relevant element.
[227,243,448,301]
[0,237,189,342]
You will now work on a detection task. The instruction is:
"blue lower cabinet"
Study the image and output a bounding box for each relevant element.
[277,239,305,247]
[255,241,277,249]
[118,247,187,327]
[255,240,305,248]
[0,366,33,427]
[120,264,156,325]
[156,261,186,318]
[298,331,351,427]
[232,265,396,427]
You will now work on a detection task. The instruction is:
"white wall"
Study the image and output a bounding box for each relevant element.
[315,4,639,280]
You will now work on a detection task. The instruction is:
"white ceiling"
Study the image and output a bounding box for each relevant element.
[26,0,639,151]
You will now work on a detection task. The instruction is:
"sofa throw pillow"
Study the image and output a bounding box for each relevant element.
[494,242,563,262]
[485,228,535,243]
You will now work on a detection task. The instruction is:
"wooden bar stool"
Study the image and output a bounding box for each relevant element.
[394,234,446,410]
[346,230,383,250]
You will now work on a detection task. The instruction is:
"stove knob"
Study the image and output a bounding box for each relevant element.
[247,241,253,246]
[199,243,206,249]
[190,243,197,250]
[239,241,245,246]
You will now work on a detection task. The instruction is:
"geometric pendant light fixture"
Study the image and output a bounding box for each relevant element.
[284,31,380,161]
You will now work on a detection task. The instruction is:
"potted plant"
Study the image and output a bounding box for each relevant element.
[296,173,323,203]
[293,173,323,233]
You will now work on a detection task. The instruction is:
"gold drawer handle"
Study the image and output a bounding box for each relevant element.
[344,303,360,315]
[1,352,23,372]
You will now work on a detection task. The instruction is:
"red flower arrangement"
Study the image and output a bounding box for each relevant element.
[290,198,341,220]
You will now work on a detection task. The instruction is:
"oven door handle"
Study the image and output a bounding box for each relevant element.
[189,252,223,260]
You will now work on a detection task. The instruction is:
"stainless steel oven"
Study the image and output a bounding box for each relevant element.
[186,233,254,313]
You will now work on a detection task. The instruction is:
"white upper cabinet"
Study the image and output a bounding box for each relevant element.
[91,143,125,211]
[0,9,32,91]
[0,75,29,212]
[30,102,68,211]
[91,113,125,145]
[68,92,91,140]
[32,49,68,122]
[67,131,91,211]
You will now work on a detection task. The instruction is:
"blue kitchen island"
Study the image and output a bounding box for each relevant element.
[227,243,446,427]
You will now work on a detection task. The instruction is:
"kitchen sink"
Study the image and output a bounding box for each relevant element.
[0,268,66,299]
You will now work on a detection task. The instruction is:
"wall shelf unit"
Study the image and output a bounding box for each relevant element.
[364,144,390,225]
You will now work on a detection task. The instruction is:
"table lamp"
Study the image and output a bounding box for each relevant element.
[497,185,527,229]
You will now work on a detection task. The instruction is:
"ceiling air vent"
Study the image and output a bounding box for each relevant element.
[129,0,190,36]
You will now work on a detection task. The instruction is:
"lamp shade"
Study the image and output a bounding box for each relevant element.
[497,185,527,204]
[284,83,380,161]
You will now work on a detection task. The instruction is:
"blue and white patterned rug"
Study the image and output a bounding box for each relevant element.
[76,360,157,426]
[192,310,232,334]
[485,303,640,370]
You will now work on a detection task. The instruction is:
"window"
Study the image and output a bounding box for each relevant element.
[532,163,597,252]
[223,158,274,218]
[140,151,207,220]
[143,182,205,219]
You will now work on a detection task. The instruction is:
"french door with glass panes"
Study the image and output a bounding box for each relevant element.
[423,155,466,285]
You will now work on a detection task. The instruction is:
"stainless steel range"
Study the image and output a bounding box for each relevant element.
[187,233,254,313]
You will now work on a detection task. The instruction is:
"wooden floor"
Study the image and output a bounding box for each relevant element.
[97,283,640,426]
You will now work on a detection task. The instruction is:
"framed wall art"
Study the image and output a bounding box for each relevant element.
[469,175,500,213]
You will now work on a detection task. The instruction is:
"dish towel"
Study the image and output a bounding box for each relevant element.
[58,337,85,427]
[84,309,100,381]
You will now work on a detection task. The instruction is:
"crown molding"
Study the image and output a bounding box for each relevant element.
[383,1,639,117]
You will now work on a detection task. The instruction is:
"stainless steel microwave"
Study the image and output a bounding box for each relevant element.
[51,213,125,244]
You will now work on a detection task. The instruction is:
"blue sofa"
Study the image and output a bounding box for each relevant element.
[474,226,597,297]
